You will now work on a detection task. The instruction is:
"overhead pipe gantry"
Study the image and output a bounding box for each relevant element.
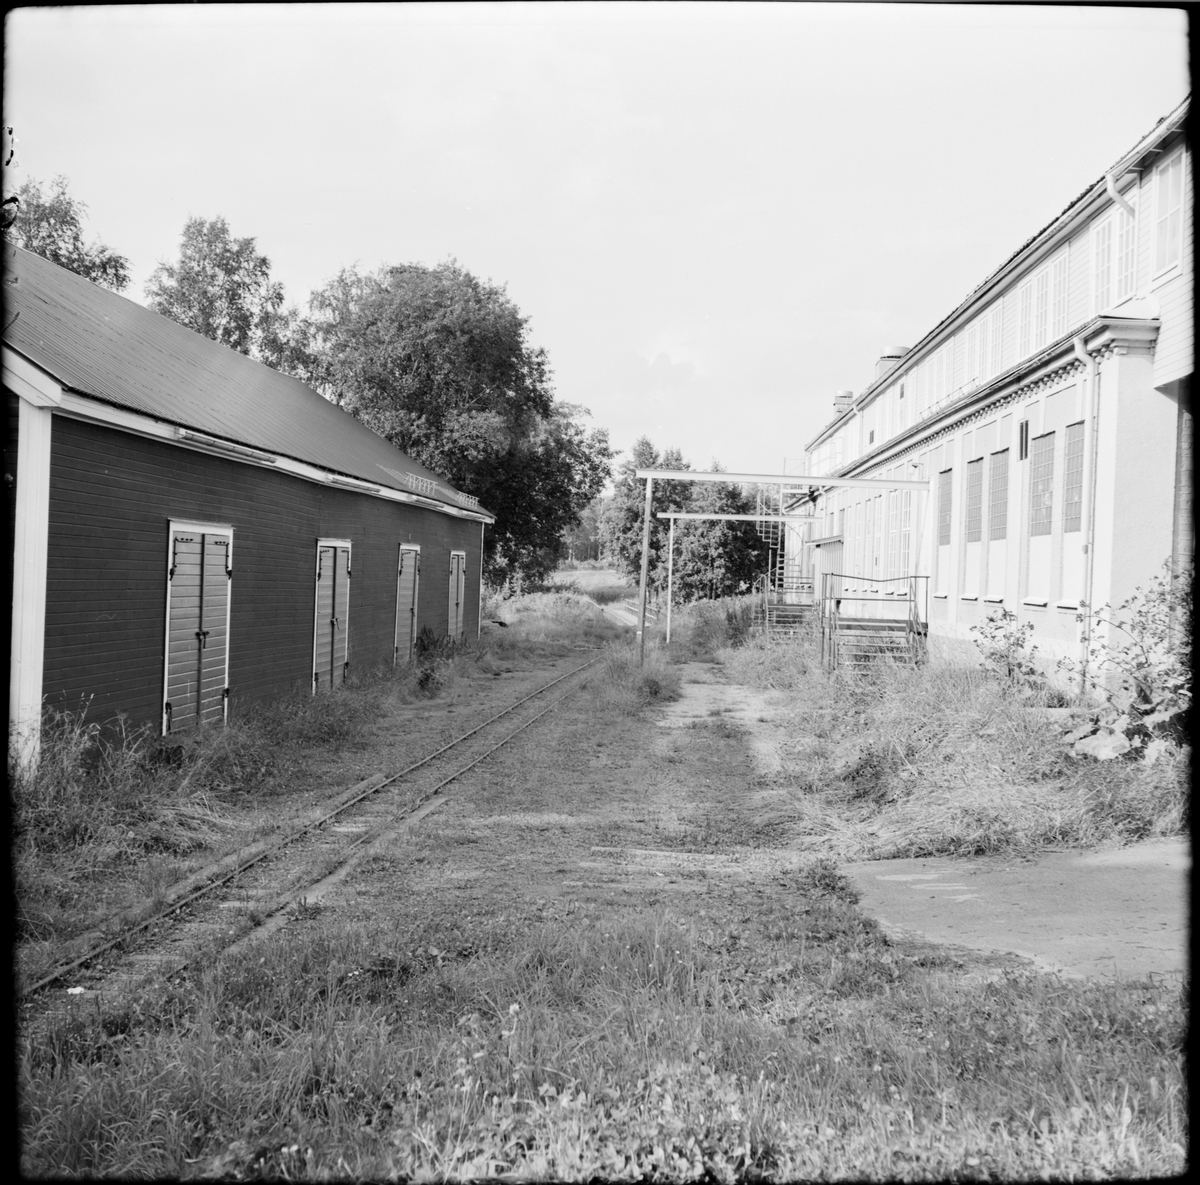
[633,468,933,663]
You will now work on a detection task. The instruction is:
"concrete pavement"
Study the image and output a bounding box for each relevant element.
[841,837,1189,981]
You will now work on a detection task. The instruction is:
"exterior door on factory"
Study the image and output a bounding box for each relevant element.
[313,539,351,691]
[395,544,420,664]
[163,523,232,734]
[448,550,466,641]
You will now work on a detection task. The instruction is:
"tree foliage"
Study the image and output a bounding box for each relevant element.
[4,175,130,291]
[563,495,606,562]
[145,215,296,363]
[601,437,768,601]
[306,260,612,584]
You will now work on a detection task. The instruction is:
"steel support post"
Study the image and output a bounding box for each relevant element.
[666,516,675,644]
[636,476,654,665]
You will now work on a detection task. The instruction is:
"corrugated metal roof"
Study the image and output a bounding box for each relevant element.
[3,243,490,519]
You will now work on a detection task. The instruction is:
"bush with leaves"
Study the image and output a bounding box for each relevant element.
[970,607,1042,693]
[1058,562,1191,760]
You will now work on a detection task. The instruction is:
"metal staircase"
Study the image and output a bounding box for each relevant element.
[751,486,817,638]
[818,574,929,671]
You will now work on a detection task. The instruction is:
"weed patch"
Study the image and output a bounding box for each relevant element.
[719,630,1188,858]
[590,643,682,715]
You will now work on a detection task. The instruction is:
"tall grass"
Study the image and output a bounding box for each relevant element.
[20,898,1186,1178]
[659,596,757,661]
[719,632,1189,858]
[484,590,628,654]
[589,643,682,715]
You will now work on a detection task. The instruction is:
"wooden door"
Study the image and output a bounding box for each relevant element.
[164,528,231,733]
[314,542,351,690]
[448,551,466,641]
[395,546,420,664]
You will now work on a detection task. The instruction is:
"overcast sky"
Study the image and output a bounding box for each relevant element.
[4,2,1188,477]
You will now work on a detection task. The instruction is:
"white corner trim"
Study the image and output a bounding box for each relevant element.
[9,399,54,771]
[3,345,63,408]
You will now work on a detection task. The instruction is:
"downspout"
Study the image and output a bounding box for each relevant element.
[1105,173,1135,219]
[1073,336,1100,697]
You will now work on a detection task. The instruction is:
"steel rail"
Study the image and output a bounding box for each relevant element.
[24,656,599,997]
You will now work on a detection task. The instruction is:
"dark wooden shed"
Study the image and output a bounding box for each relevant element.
[5,244,493,761]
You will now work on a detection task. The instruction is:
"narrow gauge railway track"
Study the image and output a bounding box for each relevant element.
[23,656,600,1003]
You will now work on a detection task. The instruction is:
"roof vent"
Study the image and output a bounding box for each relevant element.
[833,389,854,413]
[875,345,910,381]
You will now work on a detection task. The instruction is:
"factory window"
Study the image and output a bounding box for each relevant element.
[1154,150,1183,275]
[1029,433,1055,537]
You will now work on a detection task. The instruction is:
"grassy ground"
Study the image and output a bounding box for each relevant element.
[661,606,1188,861]
[12,594,629,950]
[19,651,1186,1179]
[545,566,634,606]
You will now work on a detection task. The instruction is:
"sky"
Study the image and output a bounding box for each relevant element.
[3,2,1189,478]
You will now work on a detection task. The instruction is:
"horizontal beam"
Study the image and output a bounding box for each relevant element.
[656,512,814,522]
[634,469,930,490]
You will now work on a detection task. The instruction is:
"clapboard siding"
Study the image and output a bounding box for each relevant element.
[43,416,482,729]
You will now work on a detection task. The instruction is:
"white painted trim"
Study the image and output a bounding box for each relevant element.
[2,346,63,408]
[47,387,493,523]
[9,398,54,771]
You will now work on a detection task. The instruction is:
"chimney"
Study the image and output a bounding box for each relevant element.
[833,389,854,415]
[875,345,910,381]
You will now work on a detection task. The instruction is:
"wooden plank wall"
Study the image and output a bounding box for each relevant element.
[43,416,483,728]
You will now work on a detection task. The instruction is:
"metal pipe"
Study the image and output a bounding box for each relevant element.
[634,468,930,490]
[636,476,654,666]
[1105,172,1135,219]
[655,512,813,522]
[1073,335,1100,695]
[666,517,675,644]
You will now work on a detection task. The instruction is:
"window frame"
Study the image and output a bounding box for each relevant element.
[1028,432,1055,538]
[1153,148,1184,280]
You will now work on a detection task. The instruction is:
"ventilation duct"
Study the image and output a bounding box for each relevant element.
[875,345,910,381]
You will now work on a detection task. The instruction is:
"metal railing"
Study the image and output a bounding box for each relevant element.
[818,573,929,670]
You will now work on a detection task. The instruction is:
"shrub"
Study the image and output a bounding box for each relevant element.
[970,607,1042,692]
[1058,562,1191,759]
